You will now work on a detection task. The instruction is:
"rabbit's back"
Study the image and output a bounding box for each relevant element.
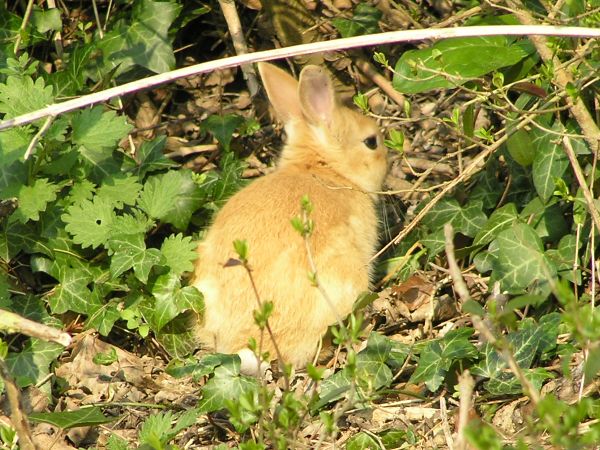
[193,166,378,367]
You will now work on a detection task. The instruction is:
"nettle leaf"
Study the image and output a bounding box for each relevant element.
[203,114,244,151]
[473,203,519,246]
[160,233,197,275]
[94,0,181,76]
[96,175,143,209]
[0,128,32,168]
[332,3,382,38]
[30,407,113,428]
[62,197,116,249]
[107,233,163,282]
[0,76,54,118]
[71,106,132,152]
[490,222,556,293]
[198,358,260,413]
[67,180,96,205]
[12,178,59,223]
[393,36,529,94]
[410,328,477,392]
[531,124,569,203]
[5,339,63,387]
[138,170,202,229]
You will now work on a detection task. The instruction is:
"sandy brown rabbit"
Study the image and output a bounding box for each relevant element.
[192,62,387,371]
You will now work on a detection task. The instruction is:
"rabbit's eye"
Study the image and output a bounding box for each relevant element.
[363,135,378,150]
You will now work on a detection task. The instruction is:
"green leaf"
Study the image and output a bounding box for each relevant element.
[5,339,63,387]
[94,0,181,76]
[29,407,114,428]
[490,222,556,293]
[149,272,203,333]
[31,6,62,33]
[473,203,518,246]
[0,221,38,262]
[393,36,529,94]
[203,114,244,151]
[422,198,486,237]
[47,267,99,314]
[134,136,175,177]
[0,76,54,118]
[198,359,260,413]
[0,128,32,168]
[345,432,380,450]
[96,175,143,209]
[155,311,200,358]
[107,233,163,282]
[332,4,382,38]
[12,178,59,223]
[531,124,569,202]
[62,196,116,249]
[71,106,132,152]
[160,233,197,275]
[410,328,477,391]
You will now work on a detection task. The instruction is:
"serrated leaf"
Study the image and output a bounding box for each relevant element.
[12,178,59,223]
[0,128,32,167]
[5,339,63,387]
[62,197,116,249]
[198,359,260,413]
[203,114,244,151]
[393,36,529,94]
[71,106,132,152]
[473,203,518,246]
[96,175,142,209]
[332,4,382,38]
[138,171,183,220]
[160,233,197,275]
[29,407,114,428]
[0,76,54,118]
[531,124,569,202]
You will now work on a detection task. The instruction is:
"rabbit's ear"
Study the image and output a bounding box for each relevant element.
[258,62,302,124]
[298,65,335,126]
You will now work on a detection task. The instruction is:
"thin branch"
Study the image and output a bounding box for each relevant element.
[0,360,36,450]
[1,25,599,131]
[0,308,72,346]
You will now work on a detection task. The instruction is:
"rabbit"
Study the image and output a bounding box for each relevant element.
[192,62,388,372]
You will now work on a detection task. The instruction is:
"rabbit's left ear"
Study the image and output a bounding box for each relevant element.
[258,62,302,124]
[298,65,335,126]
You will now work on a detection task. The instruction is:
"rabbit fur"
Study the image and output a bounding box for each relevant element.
[192,62,388,370]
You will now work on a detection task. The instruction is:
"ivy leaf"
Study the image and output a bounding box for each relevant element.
[332,4,382,38]
[29,407,113,428]
[47,267,98,314]
[203,114,244,151]
[198,358,260,413]
[0,75,54,118]
[94,0,181,76]
[13,178,59,223]
[160,233,197,275]
[422,198,486,238]
[107,233,163,282]
[96,175,143,209]
[473,203,518,246]
[5,339,63,387]
[135,136,175,178]
[490,223,556,293]
[531,124,569,203]
[71,106,132,152]
[149,272,203,333]
[62,197,116,249]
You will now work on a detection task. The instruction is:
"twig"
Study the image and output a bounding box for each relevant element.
[24,115,54,160]
[0,308,72,346]
[354,57,406,109]
[443,223,541,406]
[14,0,35,55]
[505,1,600,156]
[0,360,36,450]
[1,25,599,132]
[455,370,475,450]
[218,0,260,97]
